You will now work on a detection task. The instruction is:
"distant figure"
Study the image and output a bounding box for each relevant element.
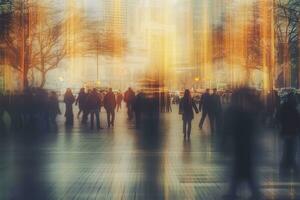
[86,88,101,130]
[124,87,135,120]
[179,89,199,139]
[116,92,123,112]
[64,88,75,125]
[133,91,145,128]
[76,88,87,118]
[160,92,166,113]
[104,88,116,128]
[277,93,300,175]
[0,93,4,129]
[211,88,222,133]
[222,87,262,200]
[199,89,213,132]
[166,93,172,112]
[48,91,61,123]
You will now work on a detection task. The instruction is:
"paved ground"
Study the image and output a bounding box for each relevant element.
[0,104,299,199]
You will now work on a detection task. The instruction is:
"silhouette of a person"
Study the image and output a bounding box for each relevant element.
[179,89,199,139]
[104,88,116,128]
[199,89,213,132]
[64,88,75,126]
[277,93,300,175]
[86,88,101,130]
[124,87,135,120]
[222,87,262,200]
[211,88,222,133]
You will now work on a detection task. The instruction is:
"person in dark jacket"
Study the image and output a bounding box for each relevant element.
[76,88,87,118]
[64,88,75,126]
[116,92,123,112]
[222,87,262,200]
[48,91,61,123]
[104,88,116,128]
[211,88,222,133]
[133,91,145,128]
[179,89,199,139]
[277,93,300,175]
[86,88,101,130]
[124,87,135,120]
[199,89,213,132]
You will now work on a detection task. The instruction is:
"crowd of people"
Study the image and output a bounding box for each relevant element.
[1,85,300,199]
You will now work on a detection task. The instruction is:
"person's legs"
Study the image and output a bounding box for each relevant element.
[90,111,94,130]
[199,111,207,129]
[95,110,100,130]
[208,112,215,133]
[107,111,111,127]
[183,120,187,137]
[111,110,115,126]
[187,120,192,138]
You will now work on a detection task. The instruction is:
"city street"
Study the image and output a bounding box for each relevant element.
[0,104,298,200]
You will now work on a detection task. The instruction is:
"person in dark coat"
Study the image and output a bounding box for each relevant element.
[76,88,87,118]
[199,89,213,132]
[179,89,199,139]
[86,88,101,130]
[104,88,116,128]
[64,88,75,126]
[133,91,145,128]
[222,87,262,200]
[166,93,172,112]
[124,87,135,120]
[116,92,123,112]
[48,91,61,123]
[277,93,300,175]
[211,88,222,133]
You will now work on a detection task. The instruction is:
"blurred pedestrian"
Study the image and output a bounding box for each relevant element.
[124,87,135,120]
[277,93,300,176]
[222,87,262,200]
[116,92,123,112]
[76,88,87,118]
[48,91,61,124]
[211,88,222,133]
[104,88,116,128]
[166,93,172,112]
[199,89,214,132]
[64,88,75,126]
[86,88,101,130]
[179,89,199,139]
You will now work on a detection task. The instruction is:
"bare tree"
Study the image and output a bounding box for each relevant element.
[275,0,300,87]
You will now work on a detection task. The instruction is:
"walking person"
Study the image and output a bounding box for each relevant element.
[116,92,123,112]
[104,88,116,128]
[86,88,101,130]
[133,91,144,128]
[277,93,300,176]
[64,88,75,126]
[179,89,199,140]
[76,88,87,118]
[48,91,61,124]
[166,93,172,112]
[211,88,222,133]
[199,89,214,133]
[222,87,262,200]
[124,87,135,120]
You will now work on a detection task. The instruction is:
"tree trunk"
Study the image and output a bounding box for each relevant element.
[39,71,46,88]
[23,66,29,89]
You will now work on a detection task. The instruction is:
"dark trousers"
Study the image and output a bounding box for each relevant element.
[199,110,214,132]
[90,109,100,130]
[106,109,115,127]
[281,137,298,171]
[183,120,192,137]
[117,103,121,112]
[127,103,133,120]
